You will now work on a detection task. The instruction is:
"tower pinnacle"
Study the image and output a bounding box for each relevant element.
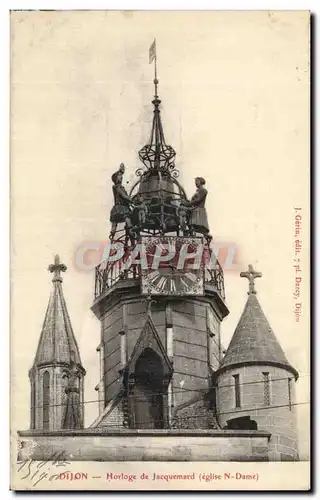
[240,264,262,295]
[48,254,67,283]
[138,40,176,171]
[30,256,85,430]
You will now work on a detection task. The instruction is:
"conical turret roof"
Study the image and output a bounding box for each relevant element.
[217,266,298,379]
[32,255,84,370]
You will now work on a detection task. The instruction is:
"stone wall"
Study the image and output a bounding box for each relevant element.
[18,429,271,462]
[172,396,219,430]
[216,364,299,461]
[97,399,125,430]
[95,283,226,427]
[102,302,123,403]
[171,299,221,409]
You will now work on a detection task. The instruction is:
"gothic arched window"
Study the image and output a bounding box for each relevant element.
[131,348,165,430]
[42,371,50,430]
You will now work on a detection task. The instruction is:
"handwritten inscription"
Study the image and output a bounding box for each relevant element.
[17,451,71,487]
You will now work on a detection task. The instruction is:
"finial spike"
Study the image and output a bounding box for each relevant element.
[48,254,67,282]
[240,264,262,295]
[139,40,176,171]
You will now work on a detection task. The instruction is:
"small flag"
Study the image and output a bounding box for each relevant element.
[149,39,156,64]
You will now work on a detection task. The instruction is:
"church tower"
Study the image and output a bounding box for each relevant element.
[91,61,229,430]
[29,255,86,430]
[215,265,299,461]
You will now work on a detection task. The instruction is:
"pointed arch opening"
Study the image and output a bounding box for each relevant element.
[42,371,50,430]
[130,348,166,429]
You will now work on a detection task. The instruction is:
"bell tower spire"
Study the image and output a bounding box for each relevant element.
[29,256,85,430]
[139,40,176,172]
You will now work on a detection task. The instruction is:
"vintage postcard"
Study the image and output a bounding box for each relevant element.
[10,10,310,491]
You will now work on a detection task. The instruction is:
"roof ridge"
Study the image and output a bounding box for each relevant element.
[32,291,55,369]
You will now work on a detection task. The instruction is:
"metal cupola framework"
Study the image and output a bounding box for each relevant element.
[129,70,187,234]
[138,69,176,171]
[94,50,225,301]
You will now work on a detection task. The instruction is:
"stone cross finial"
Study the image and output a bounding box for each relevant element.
[48,254,67,282]
[240,264,262,295]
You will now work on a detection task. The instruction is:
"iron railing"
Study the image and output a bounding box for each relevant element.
[94,254,225,301]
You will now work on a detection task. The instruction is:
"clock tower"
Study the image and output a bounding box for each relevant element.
[18,44,300,466]
[91,72,229,431]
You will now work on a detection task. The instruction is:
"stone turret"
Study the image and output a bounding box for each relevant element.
[215,265,299,461]
[29,255,85,430]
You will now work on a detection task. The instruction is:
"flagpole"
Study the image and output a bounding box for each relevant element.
[151,38,160,163]
[154,39,158,97]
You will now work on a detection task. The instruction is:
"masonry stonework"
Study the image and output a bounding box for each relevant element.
[18,429,271,462]
[92,280,227,429]
[216,364,299,461]
[172,396,218,429]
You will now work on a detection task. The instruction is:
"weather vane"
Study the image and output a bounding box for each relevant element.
[149,38,158,97]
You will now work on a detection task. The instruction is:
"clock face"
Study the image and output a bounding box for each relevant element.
[141,236,204,296]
